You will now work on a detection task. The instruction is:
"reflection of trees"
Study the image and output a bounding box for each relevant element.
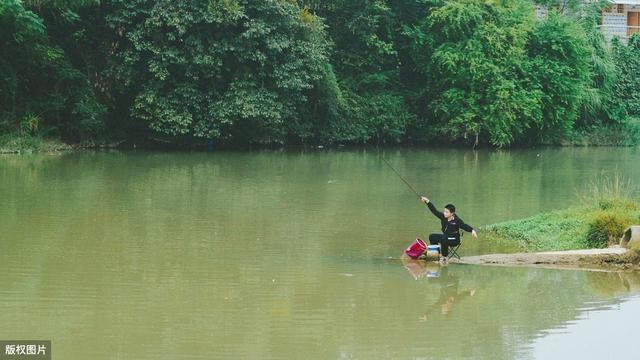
[586,271,640,297]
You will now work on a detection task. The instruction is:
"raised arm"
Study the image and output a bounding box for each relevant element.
[427,202,445,220]
[421,196,444,220]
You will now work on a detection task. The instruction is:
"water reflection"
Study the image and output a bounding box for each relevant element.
[585,270,640,297]
[422,266,477,320]
[531,296,640,359]
[398,259,640,359]
[402,257,437,280]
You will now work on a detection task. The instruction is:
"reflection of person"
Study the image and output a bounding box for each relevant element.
[419,268,476,321]
[402,257,440,280]
[420,196,477,264]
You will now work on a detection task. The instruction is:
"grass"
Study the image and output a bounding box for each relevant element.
[483,207,597,251]
[577,171,637,205]
[565,119,640,146]
[482,173,640,252]
[0,133,73,153]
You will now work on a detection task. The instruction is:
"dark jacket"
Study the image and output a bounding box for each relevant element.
[426,202,474,236]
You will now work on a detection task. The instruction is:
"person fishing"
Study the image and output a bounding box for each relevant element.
[420,196,477,264]
[380,157,477,263]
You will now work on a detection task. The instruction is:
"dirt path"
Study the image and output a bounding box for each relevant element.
[454,247,635,271]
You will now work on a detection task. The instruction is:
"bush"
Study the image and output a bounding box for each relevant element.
[598,198,638,211]
[571,120,640,146]
[586,211,631,248]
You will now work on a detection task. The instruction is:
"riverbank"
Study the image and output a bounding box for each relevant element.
[477,195,640,270]
[556,121,640,146]
[1,128,639,154]
[0,134,69,154]
[455,247,640,271]
[0,134,123,154]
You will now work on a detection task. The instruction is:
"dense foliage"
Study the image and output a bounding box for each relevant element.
[1,0,640,148]
[0,0,106,142]
[106,0,336,144]
[611,35,640,123]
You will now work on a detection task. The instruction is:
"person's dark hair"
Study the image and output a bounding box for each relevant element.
[445,204,456,213]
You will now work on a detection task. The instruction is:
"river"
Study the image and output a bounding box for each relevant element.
[1,147,639,359]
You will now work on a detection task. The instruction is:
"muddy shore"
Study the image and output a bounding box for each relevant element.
[452,246,640,271]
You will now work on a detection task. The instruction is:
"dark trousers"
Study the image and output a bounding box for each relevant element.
[428,233,460,257]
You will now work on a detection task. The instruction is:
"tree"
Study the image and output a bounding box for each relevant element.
[611,35,640,120]
[0,0,105,141]
[409,0,542,147]
[106,0,335,145]
[300,0,425,144]
[525,12,591,142]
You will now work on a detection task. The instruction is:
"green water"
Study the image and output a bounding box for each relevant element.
[1,147,640,359]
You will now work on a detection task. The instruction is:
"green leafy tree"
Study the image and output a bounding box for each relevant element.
[525,12,591,142]
[106,0,335,144]
[575,0,617,128]
[409,0,542,147]
[300,0,426,144]
[611,35,640,120]
[409,0,592,146]
[0,0,105,141]
[1,0,634,148]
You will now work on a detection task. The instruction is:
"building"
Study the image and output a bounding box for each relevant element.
[534,0,639,41]
[599,0,640,41]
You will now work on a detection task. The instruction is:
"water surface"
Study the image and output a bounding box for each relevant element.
[1,147,639,359]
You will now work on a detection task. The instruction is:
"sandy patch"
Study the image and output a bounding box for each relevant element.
[455,246,638,271]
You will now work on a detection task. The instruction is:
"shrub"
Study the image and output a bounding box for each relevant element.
[586,211,630,248]
[598,198,638,211]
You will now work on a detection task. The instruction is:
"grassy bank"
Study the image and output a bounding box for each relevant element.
[562,120,640,146]
[482,199,640,251]
[482,175,640,255]
[480,189,640,270]
[0,133,72,154]
[0,133,124,154]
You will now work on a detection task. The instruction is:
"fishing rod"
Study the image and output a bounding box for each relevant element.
[381,157,422,199]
